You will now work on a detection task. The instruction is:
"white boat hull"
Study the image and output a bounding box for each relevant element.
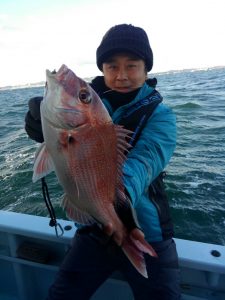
[0,211,224,300]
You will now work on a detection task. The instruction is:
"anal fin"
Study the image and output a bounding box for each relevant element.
[61,195,95,225]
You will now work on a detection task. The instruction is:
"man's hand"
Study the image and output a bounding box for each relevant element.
[25,97,44,143]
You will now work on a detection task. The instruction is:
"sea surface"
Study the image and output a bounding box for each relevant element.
[0,67,224,245]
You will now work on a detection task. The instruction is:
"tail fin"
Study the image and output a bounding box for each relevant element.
[122,228,157,278]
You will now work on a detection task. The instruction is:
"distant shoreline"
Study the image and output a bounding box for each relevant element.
[1,65,224,91]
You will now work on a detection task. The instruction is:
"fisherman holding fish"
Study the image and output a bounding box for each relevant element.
[25,24,181,299]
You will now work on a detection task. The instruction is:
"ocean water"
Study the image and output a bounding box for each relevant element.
[0,67,224,245]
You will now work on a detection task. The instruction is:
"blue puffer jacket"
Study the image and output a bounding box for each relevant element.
[102,82,177,242]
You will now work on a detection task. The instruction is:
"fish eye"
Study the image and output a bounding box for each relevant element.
[78,89,92,104]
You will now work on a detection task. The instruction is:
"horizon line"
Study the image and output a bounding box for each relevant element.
[1,65,224,90]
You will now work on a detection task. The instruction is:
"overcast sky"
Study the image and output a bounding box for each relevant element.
[0,0,225,87]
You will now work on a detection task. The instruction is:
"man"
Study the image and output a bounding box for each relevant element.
[25,24,180,300]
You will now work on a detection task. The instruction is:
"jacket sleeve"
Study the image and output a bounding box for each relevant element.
[122,103,176,207]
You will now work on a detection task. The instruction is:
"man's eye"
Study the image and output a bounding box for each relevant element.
[128,64,137,68]
[108,65,117,70]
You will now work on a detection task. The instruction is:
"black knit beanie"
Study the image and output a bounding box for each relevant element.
[96,24,153,72]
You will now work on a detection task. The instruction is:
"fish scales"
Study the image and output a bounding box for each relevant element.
[67,125,118,215]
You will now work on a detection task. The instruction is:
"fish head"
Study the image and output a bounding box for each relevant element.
[42,64,111,129]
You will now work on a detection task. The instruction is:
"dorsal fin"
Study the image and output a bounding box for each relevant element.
[114,125,133,203]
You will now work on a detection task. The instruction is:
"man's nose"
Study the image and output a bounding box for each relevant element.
[116,67,128,80]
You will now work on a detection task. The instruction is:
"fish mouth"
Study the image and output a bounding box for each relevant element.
[55,107,81,114]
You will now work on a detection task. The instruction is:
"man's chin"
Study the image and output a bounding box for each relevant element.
[114,87,132,93]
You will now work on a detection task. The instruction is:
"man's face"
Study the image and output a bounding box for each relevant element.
[102,53,147,93]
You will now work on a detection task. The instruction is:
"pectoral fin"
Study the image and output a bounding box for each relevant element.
[32,143,55,182]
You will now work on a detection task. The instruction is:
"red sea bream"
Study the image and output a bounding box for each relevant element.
[32,65,157,277]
